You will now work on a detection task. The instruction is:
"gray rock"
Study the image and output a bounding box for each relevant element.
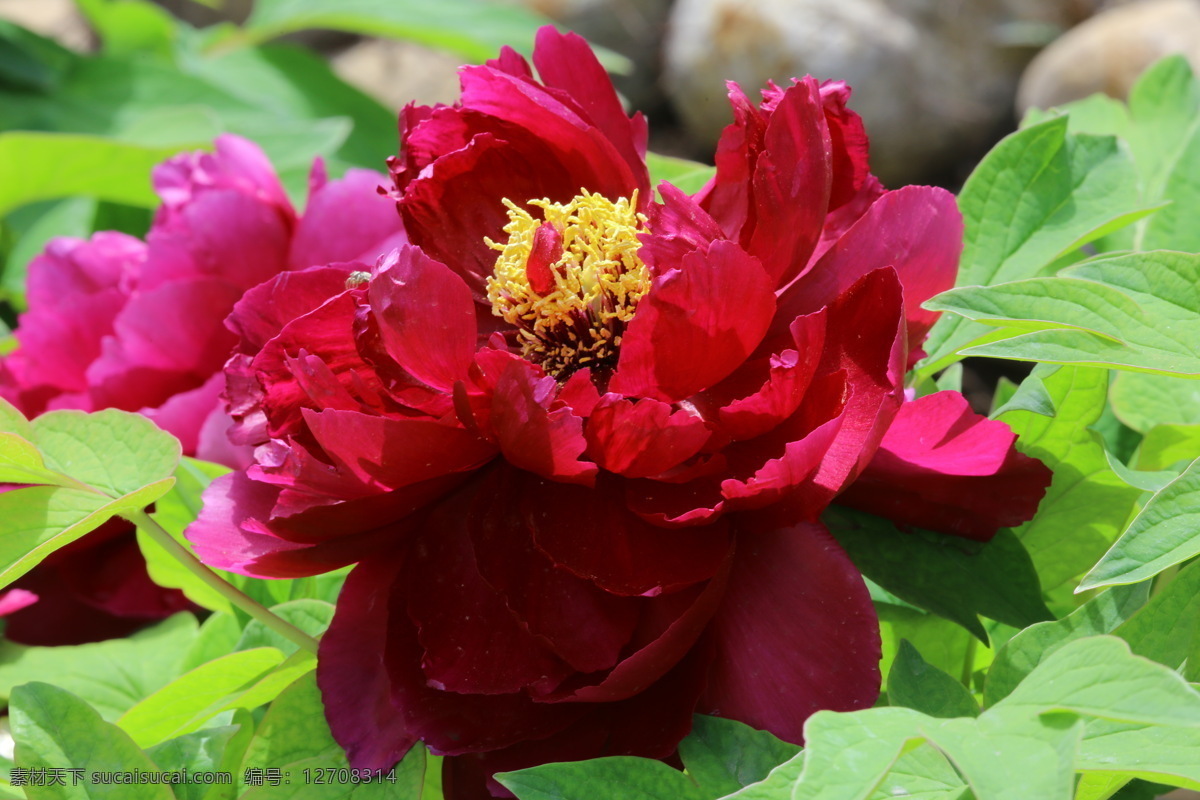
[662,0,1097,185]
[1017,0,1200,113]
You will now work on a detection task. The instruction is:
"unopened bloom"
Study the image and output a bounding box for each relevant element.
[187,29,1050,797]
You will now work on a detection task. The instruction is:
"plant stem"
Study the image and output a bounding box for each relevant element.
[128,509,319,655]
[961,635,979,688]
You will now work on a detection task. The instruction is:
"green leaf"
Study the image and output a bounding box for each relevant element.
[76,0,178,57]
[1077,720,1200,793]
[0,613,197,718]
[1110,372,1200,433]
[235,599,334,656]
[1111,559,1200,670]
[918,117,1153,379]
[646,153,716,196]
[1135,424,1200,471]
[31,407,182,496]
[0,479,175,589]
[180,43,395,172]
[239,671,426,799]
[1,196,98,300]
[118,647,287,748]
[926,251,1200,376]
[145,723,243,800]
[677,715,800,799]
[1079,457,1200,590]
[498,758,706,800]
[877,606,975,686]
[996,636,1200,726]
[237,0,552,63]
[0,19,76,92]
[869,745,972,800]
[995,366,1144,611]
[179,613,243,674]
[1097,56,1200,253]
[0,131,203,217]
[887,641,980,718]
[10,682,175,800]
[984,583,1149,706]
[823,506,1051,641]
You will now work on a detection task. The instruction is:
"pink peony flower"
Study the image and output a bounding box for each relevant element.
[0,135,404,645]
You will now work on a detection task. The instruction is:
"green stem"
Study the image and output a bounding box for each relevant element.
[961,635,979,689]
[127,510,319,655]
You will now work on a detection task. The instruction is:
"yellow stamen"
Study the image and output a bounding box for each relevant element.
[486,190,651,377]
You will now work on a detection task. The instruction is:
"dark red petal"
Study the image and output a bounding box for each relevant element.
[490,362,597,485]
[610,240,775,402]
[226,266,352,354]
[720,411,844,512]
[531,27,650,198]
[779,185,962,364]
[584,395,710,479]
[837,391,1053,541]
[640,183,726,272]
[405,498,572,695]
[458,65,639,202]
[522,474,732,597]
[387,572,585,756]
[542,555,731,703]
[444,641,712,799]
[318,557,419,770]
[289,168,404,270]
[304,408,495,493]
[791,267,907,506]
[745,77,833,287]
[699,521,880,742]
[369,245,478,391]
[468,467,640,674]
[819,80,872,210]
[698,83,767,240]
[400,133,578,303]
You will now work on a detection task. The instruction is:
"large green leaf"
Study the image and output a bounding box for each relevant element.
[646,153,716,196]
[498,758,706,800]
[995,366,1144,611]
[1033,56,1200,254]
[118,648,287,748]
[10,683,175,800]
[0,613,197,718]
[236,0,551,62]
[917,117,1152,380]
[0,405,181,588]
[1080,457,1200,589]
[238,672,427,799]
[145,722,246,800]
[887,641,980,719]
[0,132,198,217]
[984,584,1148,706]
[1135,424,1200,471]
[823,506,1051,641]
[926,251,1200,376]
[677,715,799,799]
[1112,559,1200,671]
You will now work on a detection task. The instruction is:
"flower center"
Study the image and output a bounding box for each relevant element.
[486,190,650,377]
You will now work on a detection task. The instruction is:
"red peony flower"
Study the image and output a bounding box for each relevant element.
[0,135,404,645]
[185,29,1050,797]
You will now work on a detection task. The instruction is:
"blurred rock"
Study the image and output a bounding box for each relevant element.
[330,39,463,112]
[662,0,1100,186]
[0,0,91,50]
[519,0,674,108]
[1017,0,1200,113]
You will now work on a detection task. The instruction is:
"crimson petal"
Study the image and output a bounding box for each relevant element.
[836,391,1053,541]
[699,521,880,743]
[584,394,710,479]
[610,240,775,402]
[490,362,597,485]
